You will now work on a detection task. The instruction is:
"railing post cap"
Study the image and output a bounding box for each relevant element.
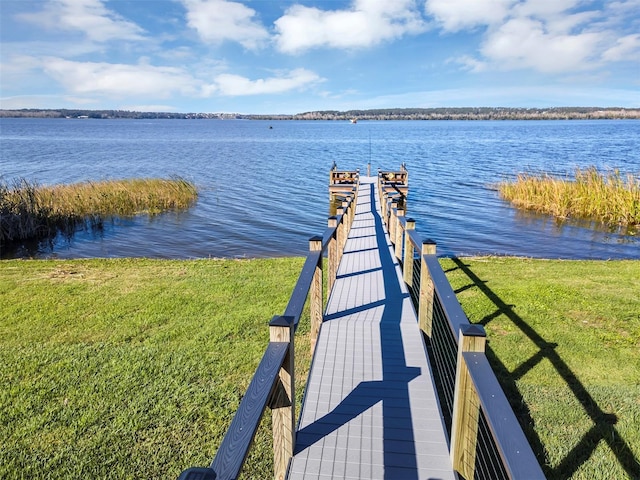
[422,238,436,245]
[460,324,486,337]
[406,218,415,223]
[309,235,322,242]
[270,315,294,327]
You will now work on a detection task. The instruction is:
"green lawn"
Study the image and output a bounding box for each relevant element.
[1,257,639,479]
[442,257,640,480]
[0,258,309,479]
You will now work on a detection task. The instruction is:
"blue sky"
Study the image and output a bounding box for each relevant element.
[1,0,639,114]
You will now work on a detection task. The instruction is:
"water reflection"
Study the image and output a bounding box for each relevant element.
[511,208,638,245]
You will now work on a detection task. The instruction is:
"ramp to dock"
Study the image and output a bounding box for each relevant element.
[288,177,456,480]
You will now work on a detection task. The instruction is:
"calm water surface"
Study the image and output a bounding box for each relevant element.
[1,118,638,259]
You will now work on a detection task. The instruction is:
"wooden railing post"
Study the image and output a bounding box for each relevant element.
[389,199,398,241]
[336,206,345,262]
[350,186,358,224]
[419,240,437,337]
[451,324,487,480]
[403,218,415,285]
[309,236,323,354]
[341,199,350,233]
[269,315,295,480]
[327,216,338,297]
[382,191,389,226]
[395,208,405,260]
[378,177,384,217]
[384,196,390,228]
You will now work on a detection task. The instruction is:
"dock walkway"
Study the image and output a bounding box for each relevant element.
[288,177,456,479]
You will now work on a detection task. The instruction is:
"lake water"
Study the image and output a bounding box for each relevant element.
[1,118,638,260]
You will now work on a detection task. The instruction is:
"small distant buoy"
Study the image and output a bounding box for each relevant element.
[269,125,273,129]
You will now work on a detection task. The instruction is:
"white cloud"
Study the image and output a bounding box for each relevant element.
[36,57,322,100]
[602,34,640,62]
[41,58,197,98]
[512,0,583,20]
[0,55,42,75]
[17,0,145,42]
[208,68,324,96]
[428,0,638,74]
[480,17,603,73]
[425,0,515,32]
[274,0,426,53]
[181,0,269,50]
[452,55,488,72]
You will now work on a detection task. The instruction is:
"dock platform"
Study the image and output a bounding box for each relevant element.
[288,177,456,479]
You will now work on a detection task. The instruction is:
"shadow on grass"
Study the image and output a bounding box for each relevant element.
[450,257,640,479]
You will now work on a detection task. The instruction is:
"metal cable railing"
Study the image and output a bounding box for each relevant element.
[410,256,421,310]
[379,167,545,480]
[475,409,510,480]
[429,293,458,434]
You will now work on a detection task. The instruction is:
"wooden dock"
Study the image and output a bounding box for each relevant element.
[178,166,545,480]
[288,177,456,479]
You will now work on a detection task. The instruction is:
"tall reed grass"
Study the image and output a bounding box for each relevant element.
[498,167,640,227]
[0,178,198,245]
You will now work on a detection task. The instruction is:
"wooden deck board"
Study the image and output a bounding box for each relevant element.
[288,177,456,480]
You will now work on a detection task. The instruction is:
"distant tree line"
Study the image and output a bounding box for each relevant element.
[1,107,639,121]
[0,109,240,119]
[292,107,640,120]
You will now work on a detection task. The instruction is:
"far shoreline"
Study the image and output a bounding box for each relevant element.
[1,106,639,121]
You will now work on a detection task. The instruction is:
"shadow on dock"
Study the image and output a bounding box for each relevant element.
[295,183,426,479]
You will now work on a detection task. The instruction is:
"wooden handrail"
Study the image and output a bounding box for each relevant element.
[178,167,359,480]
[210,339,290,479]
[283,249,322,331]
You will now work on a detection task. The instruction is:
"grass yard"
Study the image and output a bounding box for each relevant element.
[1,256,639,479]
[0,257,309,479]
[442,257,640,480]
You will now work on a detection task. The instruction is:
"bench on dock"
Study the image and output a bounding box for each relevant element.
[178,166,544,480]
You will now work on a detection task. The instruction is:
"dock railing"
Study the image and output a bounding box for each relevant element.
[379,170,545,480]
[178,174,358,480]
[179,166,545,480]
